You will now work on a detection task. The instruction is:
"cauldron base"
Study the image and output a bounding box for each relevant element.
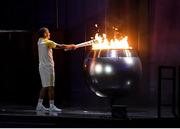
[111,105,127,118]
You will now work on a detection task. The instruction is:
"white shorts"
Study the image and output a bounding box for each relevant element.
[39,66,55,87]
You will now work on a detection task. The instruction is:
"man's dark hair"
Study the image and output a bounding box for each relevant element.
[38,27,49,38]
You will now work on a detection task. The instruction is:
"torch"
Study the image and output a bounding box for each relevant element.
[64,40,97,51]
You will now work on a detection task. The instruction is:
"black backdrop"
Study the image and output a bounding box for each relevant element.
[0,0,149,109]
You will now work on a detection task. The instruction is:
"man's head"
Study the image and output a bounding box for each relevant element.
[38,27,50,39]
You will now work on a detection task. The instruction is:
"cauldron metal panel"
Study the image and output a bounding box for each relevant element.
[83,49,142,97]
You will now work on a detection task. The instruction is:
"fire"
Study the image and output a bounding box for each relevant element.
[92,33,132,50]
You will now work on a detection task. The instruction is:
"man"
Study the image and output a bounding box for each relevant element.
[36,27,76,112]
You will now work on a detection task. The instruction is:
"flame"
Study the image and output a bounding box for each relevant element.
[92,33,132,50]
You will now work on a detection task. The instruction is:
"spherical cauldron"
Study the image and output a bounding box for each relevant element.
[83,49,142,97]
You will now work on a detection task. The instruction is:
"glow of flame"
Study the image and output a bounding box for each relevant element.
[92,33,132,50]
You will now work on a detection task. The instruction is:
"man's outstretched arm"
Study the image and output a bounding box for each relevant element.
[55,44,76,50]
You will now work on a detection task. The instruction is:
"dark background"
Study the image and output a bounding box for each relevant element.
[0,0,179,110]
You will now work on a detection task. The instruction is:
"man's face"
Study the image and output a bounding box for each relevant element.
[44,30,50,39]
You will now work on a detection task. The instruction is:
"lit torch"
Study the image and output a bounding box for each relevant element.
[74,33,132,50]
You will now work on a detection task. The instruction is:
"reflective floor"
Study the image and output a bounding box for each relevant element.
[0,105,175,118]
[0,104,177,127]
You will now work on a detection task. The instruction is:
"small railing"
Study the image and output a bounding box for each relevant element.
[158,66,177,118]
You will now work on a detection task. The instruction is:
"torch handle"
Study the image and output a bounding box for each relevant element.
[64,40,95,51]
[76,40,94,48]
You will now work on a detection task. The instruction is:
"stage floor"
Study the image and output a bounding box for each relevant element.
[0,104,178,127]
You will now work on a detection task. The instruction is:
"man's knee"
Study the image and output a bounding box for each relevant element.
[48,86,54,91]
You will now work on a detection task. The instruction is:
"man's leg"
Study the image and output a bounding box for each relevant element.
[36,87,49,111]
[48,86,61,112]
[48,86,54,100]
[39,87,47,99]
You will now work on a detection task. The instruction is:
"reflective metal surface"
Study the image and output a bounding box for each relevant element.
[83,49,142,97]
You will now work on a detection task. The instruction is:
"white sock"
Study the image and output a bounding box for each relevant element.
[37,99,43,106]
[50,100,54,108]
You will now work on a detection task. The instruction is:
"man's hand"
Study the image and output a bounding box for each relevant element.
[70,44,77,50]
[64,44,77,51]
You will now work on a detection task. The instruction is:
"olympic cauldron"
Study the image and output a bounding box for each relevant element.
[82,35,142,97]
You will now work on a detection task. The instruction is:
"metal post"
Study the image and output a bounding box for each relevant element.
[172,67,177,117]
[158,66,162,118]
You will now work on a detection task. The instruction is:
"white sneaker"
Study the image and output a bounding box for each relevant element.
[50,105,62,112]
[36,104,49,112]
